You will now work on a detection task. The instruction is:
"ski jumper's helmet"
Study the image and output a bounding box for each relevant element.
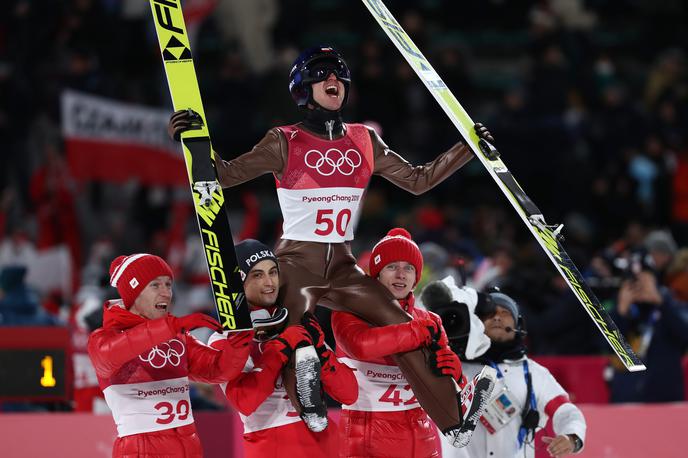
[289,46,351,109]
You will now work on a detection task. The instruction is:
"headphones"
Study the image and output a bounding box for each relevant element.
[477,288,528,339]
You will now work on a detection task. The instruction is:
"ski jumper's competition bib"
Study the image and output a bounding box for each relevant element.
[100,338,194,437]
[339,358,420,412]
[275,124,374,242]
[233,357,300,433]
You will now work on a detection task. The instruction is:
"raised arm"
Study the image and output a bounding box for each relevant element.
[167,110,287,188]
[186,331,252,384]
[370,128,470,195]
[87,318,175,379]
[213,128,287,188]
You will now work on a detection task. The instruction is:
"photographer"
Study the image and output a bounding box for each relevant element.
[609,268,688,402]
[423,281,586,458]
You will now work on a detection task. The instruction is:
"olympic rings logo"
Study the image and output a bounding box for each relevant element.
[305,148,361,176]
[139,339,186,369]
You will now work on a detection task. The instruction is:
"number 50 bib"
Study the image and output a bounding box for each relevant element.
[275,124,374,243]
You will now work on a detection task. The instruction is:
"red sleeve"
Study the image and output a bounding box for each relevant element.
[187,335,251,384]
[320,348,358,405]
[87,318,175,379]
[210,339,285,417]
[331,311,422,359]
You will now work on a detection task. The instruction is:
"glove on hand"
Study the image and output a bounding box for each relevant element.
[428,343,463,382]
[408,317,441,348]
[220,331,253,378]
[302,312,338,368]
[427,312,449,347]
[168,109,204,141]
[268,325,313,363]
[168,313,222,334]
[301,312,326,350]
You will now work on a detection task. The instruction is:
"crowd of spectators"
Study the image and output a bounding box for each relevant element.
[1,0,687,408]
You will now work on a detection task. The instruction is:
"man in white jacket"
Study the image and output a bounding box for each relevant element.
[423,280,586,458]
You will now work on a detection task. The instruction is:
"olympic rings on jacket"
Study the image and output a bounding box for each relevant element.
[305,148,362,176]
[139,339,186,369]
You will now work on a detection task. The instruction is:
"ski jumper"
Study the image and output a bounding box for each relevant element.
[213,122,473,431]
[443,359,586,458]
[208,329,358,458]
[88,302,248,458]
[332,293,444,458]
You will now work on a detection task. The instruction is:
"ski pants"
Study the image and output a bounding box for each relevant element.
[274,239,461,432]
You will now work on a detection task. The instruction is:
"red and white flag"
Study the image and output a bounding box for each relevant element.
[61,90,187,186]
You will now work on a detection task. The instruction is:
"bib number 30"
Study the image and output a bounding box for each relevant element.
[154,400,190,424]
[315,209,352,237]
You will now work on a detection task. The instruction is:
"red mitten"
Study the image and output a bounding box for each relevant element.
[168,313,222,334]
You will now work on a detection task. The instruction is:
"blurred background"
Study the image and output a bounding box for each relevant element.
[0,0,687,455]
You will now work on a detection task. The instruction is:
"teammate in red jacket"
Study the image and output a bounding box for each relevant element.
[88,253,252,458]
[208,239,358,458]
[332,228,496,456]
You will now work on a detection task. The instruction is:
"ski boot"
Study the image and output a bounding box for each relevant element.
[294,345,328,432]
[444,365,497,448]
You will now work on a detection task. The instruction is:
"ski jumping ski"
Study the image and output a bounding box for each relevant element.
[149,0,251,331]
[361,0,645,372]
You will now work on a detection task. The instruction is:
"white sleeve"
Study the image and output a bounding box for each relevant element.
[531,361,587,449]
[552,403,586,449]
[440,276,491,358]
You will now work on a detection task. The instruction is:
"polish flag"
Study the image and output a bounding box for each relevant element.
[61,90,187,186]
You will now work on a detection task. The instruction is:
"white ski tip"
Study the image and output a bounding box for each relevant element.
[628,364,647,372]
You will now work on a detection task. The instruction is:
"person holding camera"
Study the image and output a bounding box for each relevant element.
[610,269,688,402]
[424,281,586,458]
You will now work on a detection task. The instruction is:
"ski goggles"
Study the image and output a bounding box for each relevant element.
[303,58,351,83]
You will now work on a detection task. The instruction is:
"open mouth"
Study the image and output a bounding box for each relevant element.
[155,303,168,311]
[325,84,339,96]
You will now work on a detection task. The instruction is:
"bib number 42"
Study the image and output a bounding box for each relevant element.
[315,209,352,237]
[379,384,418,407]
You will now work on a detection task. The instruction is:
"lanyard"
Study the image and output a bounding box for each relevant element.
[490,360,537,447]
[518,360,537,447]
[488,361,504,379]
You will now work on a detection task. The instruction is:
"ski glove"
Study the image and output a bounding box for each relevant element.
[301,313,326,350]
[268,325,313,363]
[428,343,463,382]
[168,109,204,141]
[168,313,222,334]
[408,316,442,348]
[302,312,339,367]
[219,331,253,378]
[474,123,494,143]
[427,311,449,347]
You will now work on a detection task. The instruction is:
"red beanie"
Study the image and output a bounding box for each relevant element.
[109,254,174,308]
[369,228,423,285]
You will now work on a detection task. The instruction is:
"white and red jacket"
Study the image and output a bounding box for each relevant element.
[332,293,445,458]
[444,358,587,458]
[88,301,247,457]
[208,325,358,458]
